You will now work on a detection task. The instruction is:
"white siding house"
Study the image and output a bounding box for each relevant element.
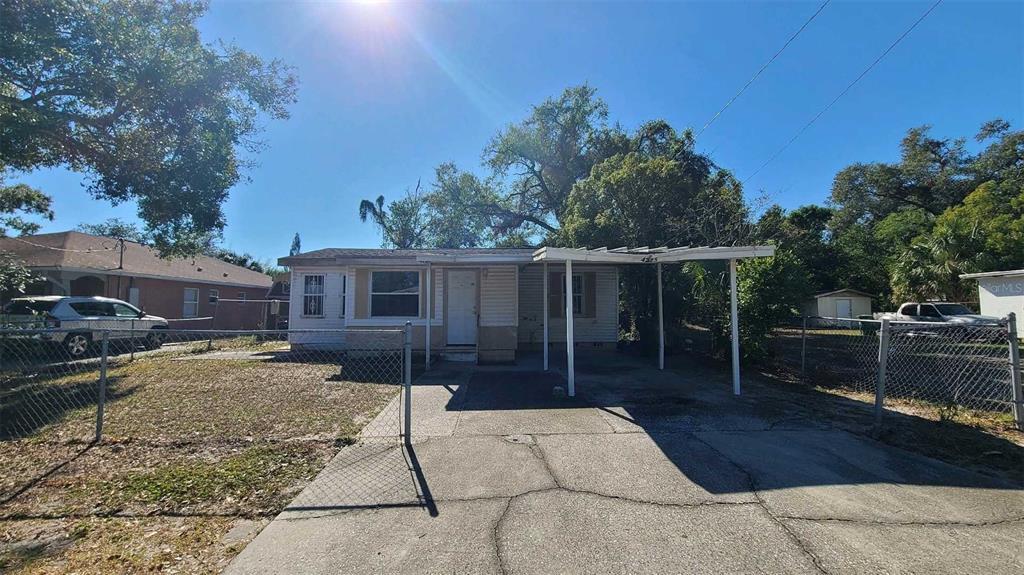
[278,248,620,362]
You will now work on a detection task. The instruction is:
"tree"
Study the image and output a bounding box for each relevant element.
[480,85,616,236]
[830,126,975,230]
[289,233,302,256]
[0,250,36,297]
[736,252,812,359]
[424,163,495,248]
[557,121,751,350]
[358,184,429,249]
[0,179,53,236]
[77,218,150,243]
[1,0,297,255]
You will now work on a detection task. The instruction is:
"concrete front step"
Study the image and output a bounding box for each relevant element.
[442,347,477,363]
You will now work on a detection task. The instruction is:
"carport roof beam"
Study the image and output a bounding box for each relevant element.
[532,245,775,263]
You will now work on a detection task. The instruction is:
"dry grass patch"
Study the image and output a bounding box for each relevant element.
[1,345,402,573]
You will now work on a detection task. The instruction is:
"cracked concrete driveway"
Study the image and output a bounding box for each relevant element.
[226,355,1024,575]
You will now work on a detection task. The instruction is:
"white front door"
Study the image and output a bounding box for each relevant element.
[836,298,853,319]
[446,270,477,345]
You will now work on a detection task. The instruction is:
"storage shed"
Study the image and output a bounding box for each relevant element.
[803,289,874,320]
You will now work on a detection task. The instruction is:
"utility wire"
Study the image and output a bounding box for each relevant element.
[6,236,113,253]
[742,0,942,185]
[697,0,831,137]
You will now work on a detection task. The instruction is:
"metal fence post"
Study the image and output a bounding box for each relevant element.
[873,318,891,434]
[800,315,808,376]
[403,321,412,444]
[95,330,109,443]
[1007,313,1023,431]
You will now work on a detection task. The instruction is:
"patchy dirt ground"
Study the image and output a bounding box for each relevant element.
[1,341,400,574]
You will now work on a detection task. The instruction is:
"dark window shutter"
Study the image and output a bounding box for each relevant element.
[583,272,597,318]
[549,272,563,318]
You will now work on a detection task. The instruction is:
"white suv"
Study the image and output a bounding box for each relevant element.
[1,296,169,358]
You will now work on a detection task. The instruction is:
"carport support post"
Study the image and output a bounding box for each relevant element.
[729,259,740,395]
[565,258,575,397]
[425,263,431,370]
[404,321,412,444]
[1007,313,1023,431]
[95,331,109,443]
[657,262,664,370]
[543,261,549,371]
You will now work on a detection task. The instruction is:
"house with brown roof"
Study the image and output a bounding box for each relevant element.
[0,231,273,329]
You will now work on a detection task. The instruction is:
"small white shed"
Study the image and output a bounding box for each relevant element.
[960,269,1024,334]
[803,289,874,319]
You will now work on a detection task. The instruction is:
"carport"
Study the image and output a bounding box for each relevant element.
[532,245,776,397]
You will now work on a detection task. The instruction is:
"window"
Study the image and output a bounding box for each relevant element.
[3,300,57,315]
[112,303,141,318]
[370,271,419,317]
[302,275,325,317]
[209,288,219,305]
[238,291,247,302]
[70,301,115,317]
[898,303,917,316]
[561,273,584,315]
[183,288,199,318]
[934,303,973,316]
[919,304,941,318]
[339,274,347,318]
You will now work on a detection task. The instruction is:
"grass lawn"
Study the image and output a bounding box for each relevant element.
[0,341,401,574]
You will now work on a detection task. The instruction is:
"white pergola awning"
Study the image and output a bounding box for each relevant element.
[533,245,775,263]
[533,245,776,398]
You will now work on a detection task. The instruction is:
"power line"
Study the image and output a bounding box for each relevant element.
[697,0,831,137]
[6,236,114,253]
[742,0,943,185]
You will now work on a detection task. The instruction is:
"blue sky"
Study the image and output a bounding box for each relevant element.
[15,0,1024,263]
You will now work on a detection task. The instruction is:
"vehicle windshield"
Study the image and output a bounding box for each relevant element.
[2,300,57,315]
[933,303,974,316]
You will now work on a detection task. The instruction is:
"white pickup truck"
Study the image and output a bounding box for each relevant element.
[882,302,1001,326]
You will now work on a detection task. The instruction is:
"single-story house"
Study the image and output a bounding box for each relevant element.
[280,244,775,396]
[802,289,873,320]
[280,248,620,363]
[960,269,1024,334]
[0,231,273,330]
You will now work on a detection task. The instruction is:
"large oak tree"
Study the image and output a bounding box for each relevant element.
[1,0,297,255]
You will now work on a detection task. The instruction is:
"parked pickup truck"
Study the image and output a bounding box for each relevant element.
[880,302,1001,326]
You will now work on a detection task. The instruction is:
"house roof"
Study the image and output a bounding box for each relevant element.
[813,288,874,299]
[960,269,1024,280]
[282,245,776,266]
[280,247,537,266]
[0,231,272,288]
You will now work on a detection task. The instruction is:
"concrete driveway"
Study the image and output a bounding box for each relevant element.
[227,354,1024,574]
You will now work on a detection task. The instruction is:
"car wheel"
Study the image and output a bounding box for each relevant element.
[66,333,91,358]
[145,330,165,350]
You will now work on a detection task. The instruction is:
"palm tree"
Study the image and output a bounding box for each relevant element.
[358,181,428,249]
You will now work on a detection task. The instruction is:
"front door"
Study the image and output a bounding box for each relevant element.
[446,270,477,345]
[836,298,853,326]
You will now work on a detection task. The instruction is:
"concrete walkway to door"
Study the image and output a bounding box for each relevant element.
[226,353,1024,575]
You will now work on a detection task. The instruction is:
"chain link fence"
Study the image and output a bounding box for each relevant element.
[0,326,411,516]
[769,314,1023,432]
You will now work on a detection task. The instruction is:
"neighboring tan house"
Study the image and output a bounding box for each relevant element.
[0,231,273,330]
[802,289,874,320]
[279,248,620,362]
[960,269,1024,334]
